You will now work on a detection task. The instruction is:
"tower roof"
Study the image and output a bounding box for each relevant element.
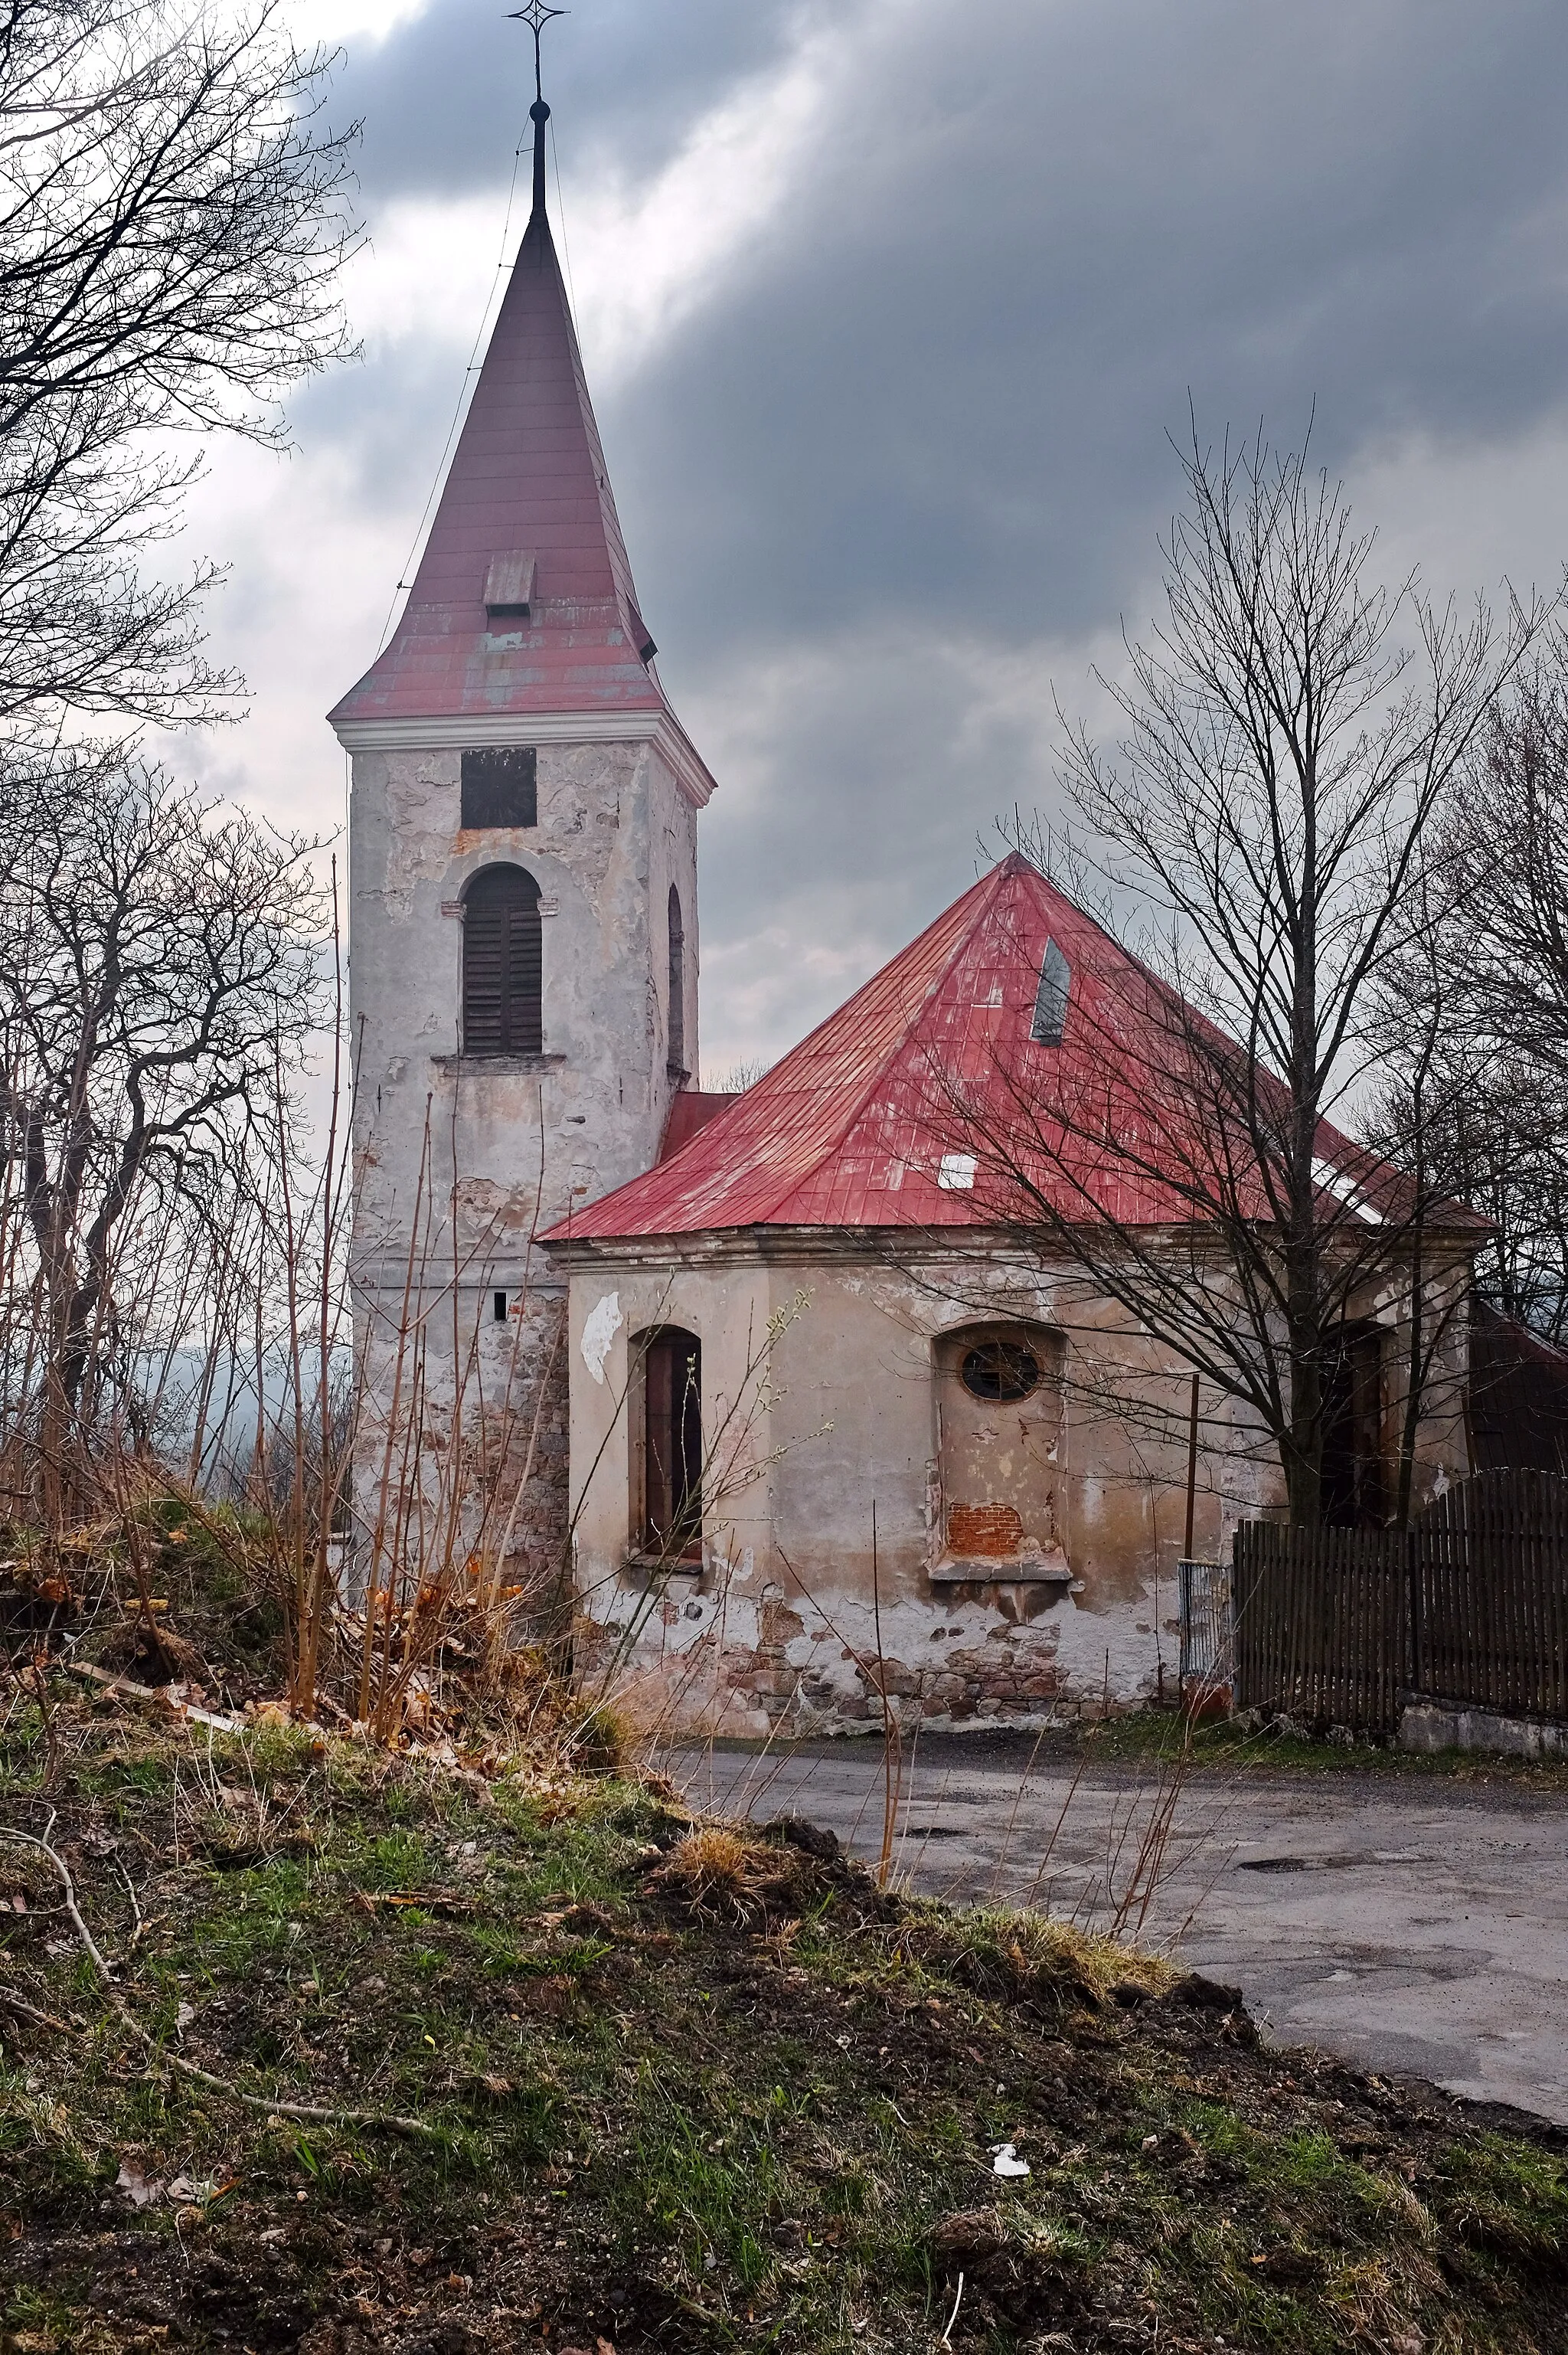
[543,855,1472,1245]
[329,170,675,734]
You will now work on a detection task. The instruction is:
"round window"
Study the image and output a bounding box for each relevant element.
[960,1340,1042,1402]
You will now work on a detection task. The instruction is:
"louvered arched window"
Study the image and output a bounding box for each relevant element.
[667,885,685,1078]
[462,865,542,1055]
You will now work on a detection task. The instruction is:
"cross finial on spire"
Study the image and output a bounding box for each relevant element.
[508,2,565,221]
[509,1,564,104]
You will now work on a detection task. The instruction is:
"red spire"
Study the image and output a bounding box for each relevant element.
[330,195,665,728]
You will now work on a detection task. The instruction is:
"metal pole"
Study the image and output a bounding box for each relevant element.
[1183,1370,1200,1561]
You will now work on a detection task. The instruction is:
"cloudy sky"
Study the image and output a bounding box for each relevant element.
[172,0,1568,1080]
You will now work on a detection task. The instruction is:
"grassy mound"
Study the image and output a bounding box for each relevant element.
[2,1695,1566,2353]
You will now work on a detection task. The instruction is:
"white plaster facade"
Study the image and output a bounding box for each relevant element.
[550,1233,1476,1736]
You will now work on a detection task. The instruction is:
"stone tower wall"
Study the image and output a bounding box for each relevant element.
[347,729,699,1606]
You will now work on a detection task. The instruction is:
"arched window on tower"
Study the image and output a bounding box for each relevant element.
[667,885,686,1080]
[462,865,542,1055]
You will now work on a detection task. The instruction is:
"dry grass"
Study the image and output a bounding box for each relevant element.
[647,1820,814,1923]
[0,1484,637,1801]
[927,1902,1180,2008]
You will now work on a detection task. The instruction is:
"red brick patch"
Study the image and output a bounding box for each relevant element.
[946,1502,1024,1557]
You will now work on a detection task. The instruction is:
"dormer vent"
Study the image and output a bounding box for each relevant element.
[485,550,537,621]
[626,600,658,664]
[1031,938,1071,1045]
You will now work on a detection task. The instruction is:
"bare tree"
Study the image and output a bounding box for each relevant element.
[1442,661,1568,1074]
[0,748,326,1523]
[0,0,358,725]
[1377,1049,1568,1343]
[959,427,1543,1525]
[1370,658,1568,1348]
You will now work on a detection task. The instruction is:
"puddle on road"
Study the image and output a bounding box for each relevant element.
[1238,1851,1425,1874]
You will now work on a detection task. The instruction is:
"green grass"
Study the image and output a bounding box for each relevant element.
[1081,1704,1568,1788]
[2,1700,1566,2353]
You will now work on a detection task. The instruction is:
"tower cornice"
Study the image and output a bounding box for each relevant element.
[330,703,716,809]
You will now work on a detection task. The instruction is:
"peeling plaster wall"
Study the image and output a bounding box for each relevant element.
[560,1247,1209,1734]
[348,734,697,1606]
[565,1256,779,1635]
[557,1241,1476,1736]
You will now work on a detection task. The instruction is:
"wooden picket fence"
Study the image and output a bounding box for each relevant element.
[1232,1470,1568,1734]
[1232,1523,1410,1733]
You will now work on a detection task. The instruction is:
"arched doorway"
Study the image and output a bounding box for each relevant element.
[633,1326,702,1562]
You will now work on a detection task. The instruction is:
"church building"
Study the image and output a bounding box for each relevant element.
[541,856,1478,1736]
[334,70,1480,1735]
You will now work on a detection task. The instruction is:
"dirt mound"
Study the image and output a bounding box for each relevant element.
[3,1698,1567,2353]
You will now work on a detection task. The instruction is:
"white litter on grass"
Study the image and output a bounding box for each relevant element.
[989,2141,1031,2178]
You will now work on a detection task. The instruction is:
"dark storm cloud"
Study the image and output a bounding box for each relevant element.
[335,0,808,199]
[608,0,1568,662]
[298,0,1568,1066]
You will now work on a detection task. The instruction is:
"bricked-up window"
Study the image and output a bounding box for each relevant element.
[937,1322,1064,1565]
[462,865,542,1055]
[461,746,537,829]
[638,1327,702,1561]
[667,885,685,1079]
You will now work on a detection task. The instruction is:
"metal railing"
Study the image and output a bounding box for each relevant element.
[1177,1557,1232,1699]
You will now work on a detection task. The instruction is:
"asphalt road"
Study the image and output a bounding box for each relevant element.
[672,1737,1568,2127]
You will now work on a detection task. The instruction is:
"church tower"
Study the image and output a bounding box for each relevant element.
[329,49,715,1601]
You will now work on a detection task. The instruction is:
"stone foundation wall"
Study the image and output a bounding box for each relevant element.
[580,1568,1173,1739]
[350,1284,573,1633]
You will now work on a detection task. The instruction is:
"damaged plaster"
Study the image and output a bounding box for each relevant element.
[554,1236,1476,1737]
[345,731,699,1613]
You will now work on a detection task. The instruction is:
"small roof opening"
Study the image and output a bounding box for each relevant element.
[1031,937,1071,1045]
[626,600,658,664]
[485,549,537,620]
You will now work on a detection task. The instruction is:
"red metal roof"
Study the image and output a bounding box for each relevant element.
[543,855,1465,1246]
[660,1090,739,1161]
[330,205,668,728]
